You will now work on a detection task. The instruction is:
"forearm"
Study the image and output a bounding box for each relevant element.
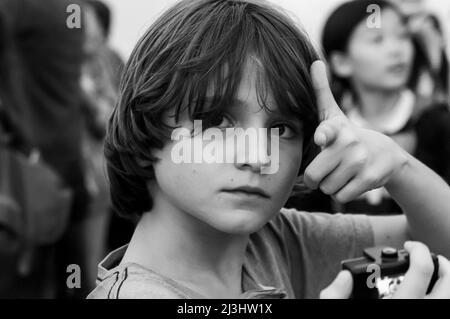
[386,152,450,257]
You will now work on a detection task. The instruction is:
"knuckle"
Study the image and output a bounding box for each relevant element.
[304,170,318,188]
[334,192,349,203]
[318,119,332,130]
[340,129,359,146]
[304,168,313,181]
[334,116,348,128]
[351,147,369,165]
[320,183,333,195]
[361,170,379,186]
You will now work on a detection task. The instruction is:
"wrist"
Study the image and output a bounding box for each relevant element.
[385,148,412,192]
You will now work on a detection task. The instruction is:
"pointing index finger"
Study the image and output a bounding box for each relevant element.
[311,60,344,121]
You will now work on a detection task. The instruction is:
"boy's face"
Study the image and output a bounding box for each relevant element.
[149,59,304,235]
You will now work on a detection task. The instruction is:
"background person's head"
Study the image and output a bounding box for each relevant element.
[85,0,112,40]
[388,0,424,17]
[82,3,104,57]
[0,13,24,295]
[104,0,321,231]
[408,13,449,100]
[322,0,417,100]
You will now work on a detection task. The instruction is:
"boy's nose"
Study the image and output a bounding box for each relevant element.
[233,128,271,173]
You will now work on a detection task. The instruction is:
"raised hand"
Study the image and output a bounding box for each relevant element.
[304,61,409,203]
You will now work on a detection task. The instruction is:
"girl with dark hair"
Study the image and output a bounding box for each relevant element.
[321,0,450,215]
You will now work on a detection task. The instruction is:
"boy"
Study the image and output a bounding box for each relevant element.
[88,0,450,299]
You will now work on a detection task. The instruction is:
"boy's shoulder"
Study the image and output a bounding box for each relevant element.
[266,207,372,238]
[245,208,374,298]
[87,246,200,299]
[252,207,374,269]
[87,267,181,299]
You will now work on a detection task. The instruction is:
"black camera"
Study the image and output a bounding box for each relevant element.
[341,246,439,299]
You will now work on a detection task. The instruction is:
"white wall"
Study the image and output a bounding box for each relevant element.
[102,0,450,60]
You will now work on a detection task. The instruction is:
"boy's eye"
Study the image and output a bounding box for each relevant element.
[202,113,234,129]
[271,123,296,139]
[216,115,233,129]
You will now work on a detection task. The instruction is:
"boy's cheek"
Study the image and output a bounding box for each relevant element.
[261,166,300,204]
[279,143,303,173]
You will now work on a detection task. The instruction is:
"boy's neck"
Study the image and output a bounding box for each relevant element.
[121,188,249,298]
[353,83,403,123]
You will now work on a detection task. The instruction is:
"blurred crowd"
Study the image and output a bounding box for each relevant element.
[0,0,132,298]
[0,0,449,298]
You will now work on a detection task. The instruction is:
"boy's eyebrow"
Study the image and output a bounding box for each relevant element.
[230,98,303,123]
[230,98,250,109]
[201,97,249,111]
[203,97,302,122]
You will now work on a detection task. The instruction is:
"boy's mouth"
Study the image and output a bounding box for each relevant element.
[221,186,270,199]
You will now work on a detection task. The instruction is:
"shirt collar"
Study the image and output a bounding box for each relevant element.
[346,89,415,135]
[97,245,287,299]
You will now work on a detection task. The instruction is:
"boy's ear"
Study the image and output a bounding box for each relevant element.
[329,51,353,79]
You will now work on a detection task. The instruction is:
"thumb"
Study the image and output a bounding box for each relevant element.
[310,60,344,121]
[320,270,353,299]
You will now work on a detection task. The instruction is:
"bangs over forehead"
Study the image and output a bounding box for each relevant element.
[120,0,320,140]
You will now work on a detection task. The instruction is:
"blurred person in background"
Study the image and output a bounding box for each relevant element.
[321,0,450,215]
[81,0,135,254]
[79,0,129,293]
[0,10,38,298]
[409,13,449,103]
[84,0,125,90]
[0,0,89,298]
[391,0,449,104]
[0,12,29,153]
[391,0,450,184]
[410,13,450,184]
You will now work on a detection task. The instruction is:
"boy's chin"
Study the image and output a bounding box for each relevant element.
[211,209,274,235]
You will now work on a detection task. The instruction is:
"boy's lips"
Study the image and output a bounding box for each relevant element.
[221,186,271,199]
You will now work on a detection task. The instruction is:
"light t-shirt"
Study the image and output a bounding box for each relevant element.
[87,208,374,299]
